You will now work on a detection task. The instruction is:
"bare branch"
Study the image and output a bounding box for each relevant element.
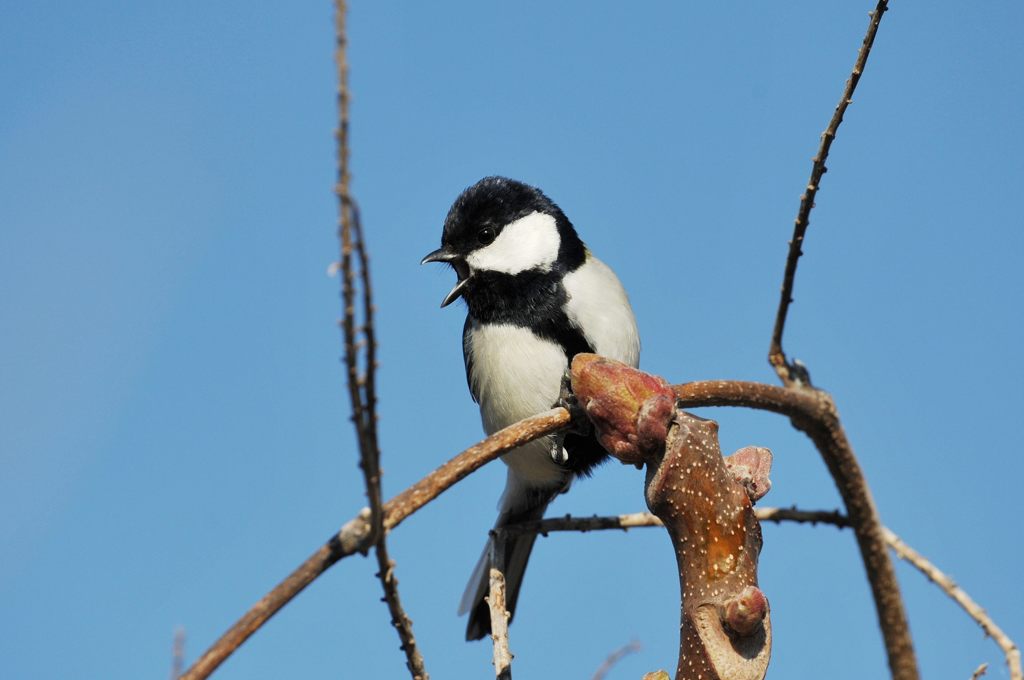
[970,663,989,680]
[502,507,850,536]
[592,640,642,680]
[333,2,424,677]
[883,529,1022,680]
[676,379,918,680]
[571,356,771,680]
[770,0,891,385]
[488,536,513,680]
[178,408,569,680]
[508,509,1021,680]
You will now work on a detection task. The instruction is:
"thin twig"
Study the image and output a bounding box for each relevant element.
[502,508,847,535]
[883,529,1022,680]
[592,640,642,680]
[333,2,425,677]
[769,0,890,385]
[488,535,513,680]
[970,663,989,680]
[178,408,569,680]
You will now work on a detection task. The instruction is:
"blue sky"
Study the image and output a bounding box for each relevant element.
[2,2,1022,678]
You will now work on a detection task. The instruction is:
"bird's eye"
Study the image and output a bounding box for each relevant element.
[477,227,496,245]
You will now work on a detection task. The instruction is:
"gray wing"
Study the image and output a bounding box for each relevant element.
[462,315,480,403]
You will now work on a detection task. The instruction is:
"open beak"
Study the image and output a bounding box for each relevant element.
[421,247,471,308]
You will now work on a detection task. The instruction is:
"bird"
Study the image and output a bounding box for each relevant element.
[422,176,640,641]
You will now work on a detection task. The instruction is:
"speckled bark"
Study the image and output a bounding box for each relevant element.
[572,355,771,680]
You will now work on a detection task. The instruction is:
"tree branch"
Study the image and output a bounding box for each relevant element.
[883,529,1022,680]
[769,0,890,385]
[507,510,1021,680]
[333,2,425,677]
[178,408,569,680]
[182,376,922,679]
[572,356,772,680]
[488,536,513,680]
[676,380,918,680]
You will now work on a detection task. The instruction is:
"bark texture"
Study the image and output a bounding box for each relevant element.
[572,355,771,680]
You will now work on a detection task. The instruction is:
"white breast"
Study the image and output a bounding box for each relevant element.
[464,321,569,486]
[465,322,567,433]
[562,253,640,368]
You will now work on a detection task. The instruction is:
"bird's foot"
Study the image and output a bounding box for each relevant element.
[556,368,592,437]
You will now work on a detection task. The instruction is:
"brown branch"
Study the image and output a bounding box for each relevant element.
[333,3,424,677]
[511,509,1020,680]
[183,376,915,679]
[676,379,918,680]
[571,356,771,680]
[487,536,513,680]
[769,0,890,385]
[503,507,850,536]
[591,640,642,680]
[178,408,569,680]
[883,528,1022,680]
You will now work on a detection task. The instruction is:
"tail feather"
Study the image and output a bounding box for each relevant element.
[460,497,551,641]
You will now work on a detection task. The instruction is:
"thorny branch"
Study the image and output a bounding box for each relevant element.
[335,1,425,677]
[769,0,890,386]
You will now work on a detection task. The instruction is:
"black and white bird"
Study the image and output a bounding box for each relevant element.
[422,176,640,641]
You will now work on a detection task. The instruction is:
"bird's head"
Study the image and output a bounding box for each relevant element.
[421,176,583,307]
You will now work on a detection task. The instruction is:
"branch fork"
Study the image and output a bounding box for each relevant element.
[572,354,772,680]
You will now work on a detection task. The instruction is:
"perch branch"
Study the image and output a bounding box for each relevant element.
[769,0,890,385]
[488,536,513,680]
[333,2,424,677]
[183,374,922,679]
[178,408,569,680]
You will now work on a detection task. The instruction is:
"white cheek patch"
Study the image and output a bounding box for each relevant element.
[465,211,561,275]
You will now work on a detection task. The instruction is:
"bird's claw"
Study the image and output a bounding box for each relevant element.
[556,368,591,437]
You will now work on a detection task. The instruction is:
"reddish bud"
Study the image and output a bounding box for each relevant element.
[723,585,768,637]
[724,446,773,502]
[570,354,676,464]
